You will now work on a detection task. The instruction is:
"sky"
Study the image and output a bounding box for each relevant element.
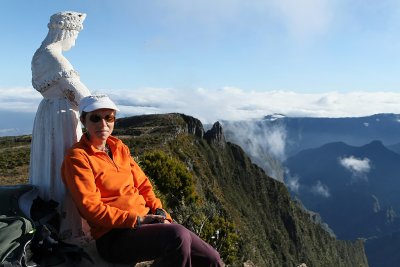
[2,0,400,136]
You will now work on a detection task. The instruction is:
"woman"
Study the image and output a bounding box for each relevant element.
[30,11,91,238]
[61,94,223,266]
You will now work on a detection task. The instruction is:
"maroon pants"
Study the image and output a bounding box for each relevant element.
[96,223,223,267]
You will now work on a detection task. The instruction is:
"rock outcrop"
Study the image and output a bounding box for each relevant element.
[179,113,204,138]
[204,121,225,148]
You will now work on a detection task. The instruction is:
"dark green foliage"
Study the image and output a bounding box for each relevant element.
[200,216,240,264]
[138,150,241,265]
[168,201,240,265]
[141,150,197,206]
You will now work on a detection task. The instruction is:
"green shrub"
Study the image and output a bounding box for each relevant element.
[139,150,241,264]
[201,216,240,264]
[167,200,241,265]
[141,150,197,206]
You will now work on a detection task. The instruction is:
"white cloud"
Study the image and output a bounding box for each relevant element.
[3,87,400,136]
[109,88,400,123]
[286,174,300,193]
[265,126,286,160]
[311,181,330,198]
[221,119,287,180]
[339,156,371,181]
[0,87,41,113]
[222,115,287,161]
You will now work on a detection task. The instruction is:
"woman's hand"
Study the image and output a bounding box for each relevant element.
[139,215,166,225]
[154,208,171,224]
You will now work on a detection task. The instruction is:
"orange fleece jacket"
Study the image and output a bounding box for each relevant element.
[61,134,171,239]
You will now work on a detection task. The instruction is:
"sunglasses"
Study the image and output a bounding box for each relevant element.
[89,114,116,123]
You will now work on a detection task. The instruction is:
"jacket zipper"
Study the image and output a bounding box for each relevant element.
[101,152,119,171]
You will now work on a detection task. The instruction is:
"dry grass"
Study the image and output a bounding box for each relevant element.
[0,164,29,185]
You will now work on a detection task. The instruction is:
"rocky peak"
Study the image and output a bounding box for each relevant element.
[204,121,225,148]
[179,114,204,138]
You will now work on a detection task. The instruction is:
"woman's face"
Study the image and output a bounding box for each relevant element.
[82,109,116,146]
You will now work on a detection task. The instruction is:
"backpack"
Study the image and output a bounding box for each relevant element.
[0,184,36,267]
[0,215,35,266]
[29,197,93,266]
[0,185,93,267]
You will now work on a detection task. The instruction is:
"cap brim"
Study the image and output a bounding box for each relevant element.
[83,102,120,113]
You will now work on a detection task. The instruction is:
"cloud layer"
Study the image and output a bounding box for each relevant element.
[2,86,400,136]
[106,88,400,123]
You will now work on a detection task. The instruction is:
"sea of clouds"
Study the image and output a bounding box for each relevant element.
[2,86,400,136]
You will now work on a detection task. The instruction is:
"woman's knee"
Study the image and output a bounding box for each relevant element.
[165,224,192,250]
[210,251,224,267]
[200,247,223,266]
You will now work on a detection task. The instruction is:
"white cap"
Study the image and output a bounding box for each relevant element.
[79,94,120,114]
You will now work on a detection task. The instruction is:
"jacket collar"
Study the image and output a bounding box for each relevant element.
[80,133,121,154]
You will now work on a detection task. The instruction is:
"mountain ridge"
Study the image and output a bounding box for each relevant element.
[114,113,368,266]
[0,113,369,266]
[223,113,400,161]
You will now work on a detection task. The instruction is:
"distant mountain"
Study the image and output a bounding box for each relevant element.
[286,140,400,238]
[279,113,400,156]
[224,113,400,161]
[387,142,400,155]
[285,140,400,266]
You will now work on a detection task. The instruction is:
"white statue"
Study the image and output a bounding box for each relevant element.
[30,11,91,239]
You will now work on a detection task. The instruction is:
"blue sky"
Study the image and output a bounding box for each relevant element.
[2,0,400,136]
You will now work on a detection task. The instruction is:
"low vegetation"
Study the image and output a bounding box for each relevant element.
[139,150,240,264]
[0,135,31,184]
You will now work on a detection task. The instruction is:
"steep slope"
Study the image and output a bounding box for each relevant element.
[113,113,368,266]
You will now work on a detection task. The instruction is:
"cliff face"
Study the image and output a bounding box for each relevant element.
[114,113,369,266]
